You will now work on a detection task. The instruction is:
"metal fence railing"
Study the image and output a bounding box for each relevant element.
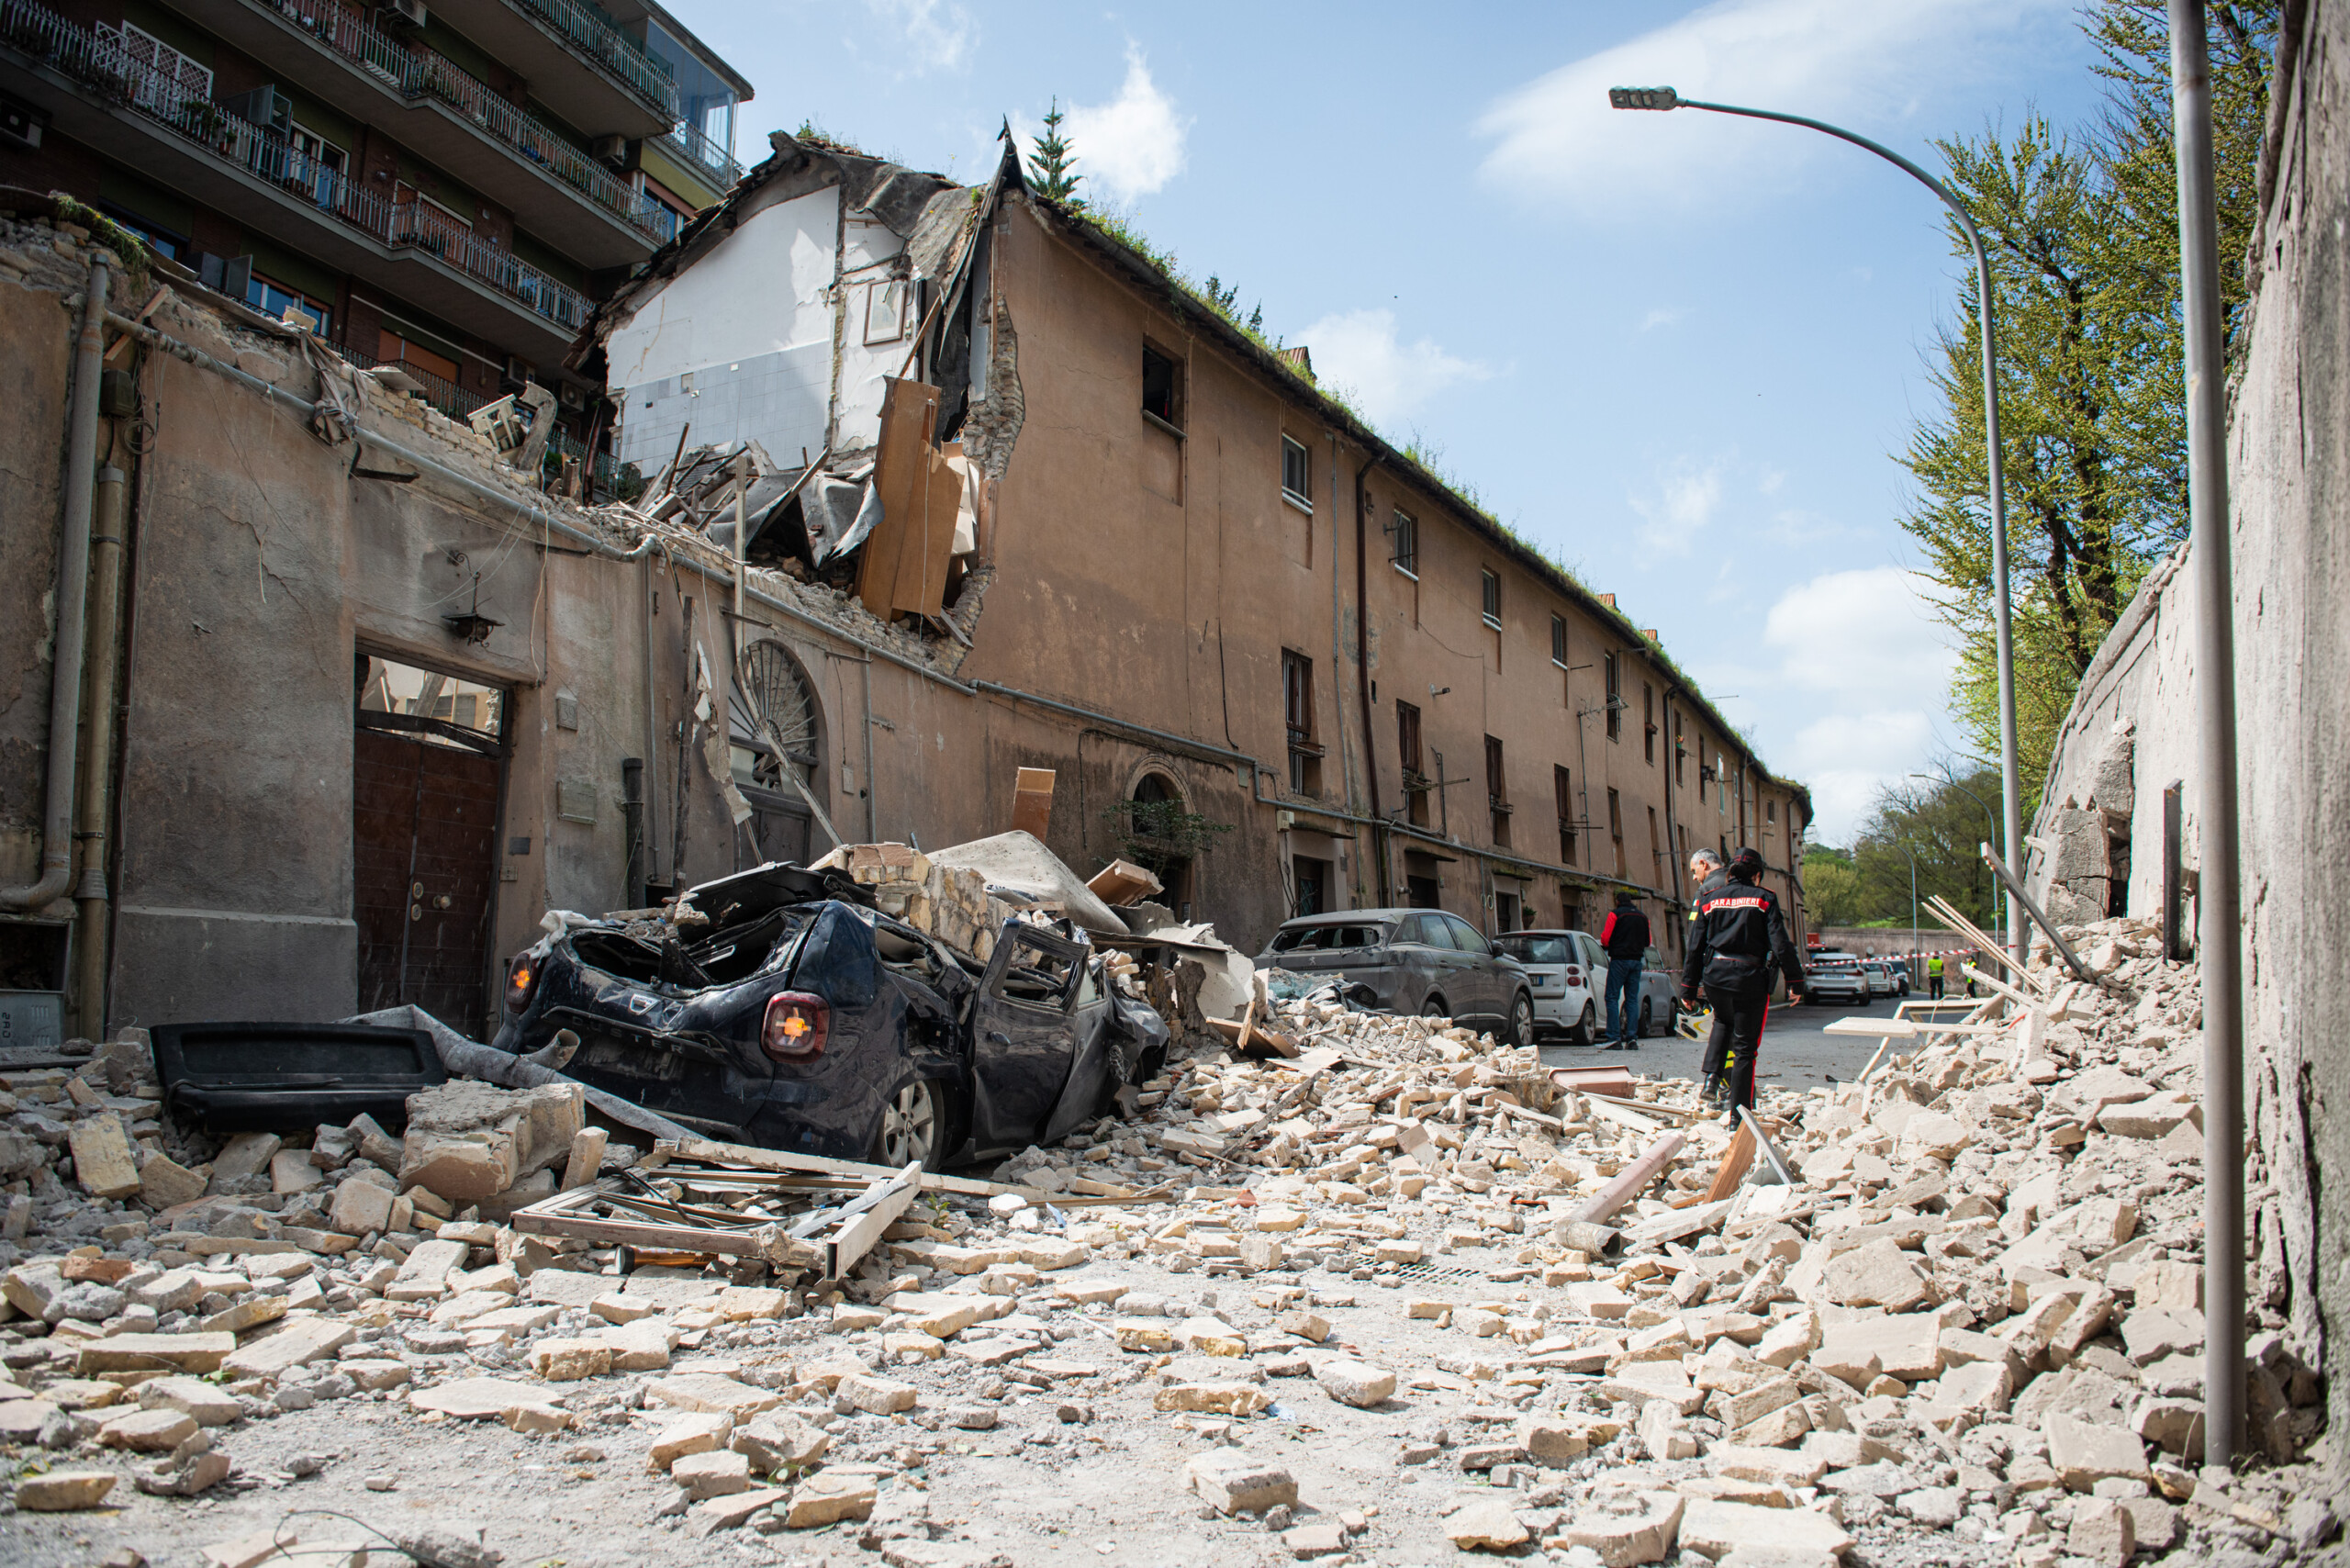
[663,119,741,187]
[506,0,676,121]
[0,0,594,332]
[250,0,668,242]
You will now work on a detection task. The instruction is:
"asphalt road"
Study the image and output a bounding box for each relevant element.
[1534,991,1979,1094]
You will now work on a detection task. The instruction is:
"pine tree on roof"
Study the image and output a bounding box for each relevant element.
[1029,99,1083,203]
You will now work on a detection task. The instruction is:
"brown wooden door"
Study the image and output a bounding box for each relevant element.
[354,728,502,1038]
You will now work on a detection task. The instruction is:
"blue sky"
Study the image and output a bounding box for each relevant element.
[664,0,2109,842]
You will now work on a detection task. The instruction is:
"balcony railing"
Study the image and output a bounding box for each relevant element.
[506,0,675,121]
[0,0,593,332]
[325,338,487,420]
[663,119,741,187]
[251,0,669,243]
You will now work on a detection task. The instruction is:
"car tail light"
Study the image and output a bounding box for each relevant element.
[1564,966,1583,986]
[761,991,831,1060]
[505,955,539,1013]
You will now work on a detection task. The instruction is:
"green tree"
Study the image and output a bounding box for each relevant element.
[1028,99,1082,204]
[1847,771,2002,934]
[1902,3,2277,789]
[1801,845,1864,928]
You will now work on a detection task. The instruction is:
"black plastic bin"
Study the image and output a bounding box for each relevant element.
[149,1022,447,1133]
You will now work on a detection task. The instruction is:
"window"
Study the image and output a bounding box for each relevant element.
[1643,682,1657,763]
[1607,788,1626,877]
[1397,700,1427,827]
[1142,344,1181,428]
[1604,652,1622,739]
[1443,914,1492,955]
[247,274,330,336]
[1551,614,1568,669]
[1766,800,1777,823]
[1555,765,1575,866]
[1282,650,1320,793]
[101,21,213,115]
[1392,509,1417,577]
[1649,806,1662,877]
[1674,711,1686,784]
[1481,569,1501,629]
[1291,856,1330,917]
[1281,435,1311,508]
[1485,734,1509,847]
[1403,913,1452,947]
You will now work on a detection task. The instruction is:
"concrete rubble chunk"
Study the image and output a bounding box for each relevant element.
[782,1470,878,1528]
[2045,1412,2151,1488]
[1677,1499,1852,1562]
[1313,1357,1395,1407]
[1820,1238,1935,1313]
[14,1470,118,1510]
[408,1376,565,1421]
[670,1449,751,1500]
[1444,1495,1532,1551]
[1561,1489,1684,1567]
[1187,1450,1297,1515]
[2067,1495,2136,1567]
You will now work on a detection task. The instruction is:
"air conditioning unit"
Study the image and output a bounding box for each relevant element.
[503,354,534,386]
[590,134,627,167]
[0,96,45,152]
[384,0,427,28]
[555,381,585,410]
[220,84,290,134]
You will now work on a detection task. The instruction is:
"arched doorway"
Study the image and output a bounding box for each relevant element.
[729,640,826,867]
[1121,769,1195,920]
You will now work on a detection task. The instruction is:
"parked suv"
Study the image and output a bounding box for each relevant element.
[1258,910,1536,1046]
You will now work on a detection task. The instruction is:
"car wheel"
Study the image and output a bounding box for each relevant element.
[873,1079,946,1170]
[1639,997,1654,1038]
[1420,996,1449,1021]
[1572,1001,1597,1047]
[1505,991,1534,1048]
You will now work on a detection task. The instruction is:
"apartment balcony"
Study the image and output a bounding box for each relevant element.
[663,119,739,189]
[445,0,676,141]
[1,1,592,363]
[325,338,487,420]
[159,0,667,269]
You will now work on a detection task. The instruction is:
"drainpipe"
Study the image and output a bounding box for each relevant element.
[1353,451,1387,904]
[2,257,109,913]
[1660,684,1687,913]
[71,461,129,1034]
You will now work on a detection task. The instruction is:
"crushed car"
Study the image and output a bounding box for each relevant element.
[489,862,1169,1169]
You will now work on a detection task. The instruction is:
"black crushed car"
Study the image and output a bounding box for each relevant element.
[489,864,1168,1168]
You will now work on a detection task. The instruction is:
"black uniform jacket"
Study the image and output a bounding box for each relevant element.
[1681,877,1805,998]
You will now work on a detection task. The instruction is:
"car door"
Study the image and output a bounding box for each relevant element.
[1442,914,1503,1025]
[1401,913,1463,1016]
[1572,933,1606,1017]
[967,921,1088,1151]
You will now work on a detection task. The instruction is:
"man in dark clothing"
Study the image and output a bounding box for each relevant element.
[1681,847,1804,1114]
[1598,890,1651,1050]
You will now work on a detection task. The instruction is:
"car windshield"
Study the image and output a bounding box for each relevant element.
[1494,935,1571,966]
[1269,924,1384,953]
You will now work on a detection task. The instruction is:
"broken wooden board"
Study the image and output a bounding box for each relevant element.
[1568,1130,1685,1226]
[1735,1105,1797,1186]
[1582,1095,1663,1136]
[854,377,942,615]
[1206,1016,1299,1058]
[1010,767,1055,838]
[1703,1121,1757,1204]
[1086,857,1164,907]
[884,439,964,619]
[1549,1064,1638,1099]
[662,1136,1030,1200]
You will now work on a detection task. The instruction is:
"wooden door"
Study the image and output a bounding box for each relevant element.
[354,727,502,1038]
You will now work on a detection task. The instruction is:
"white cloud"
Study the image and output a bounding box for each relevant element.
[1061,47,1191,202]
[1473,0,2076,216]
[1628,457,1725,554]
[1639,307,1685,332]
[1754,566,1959,839]
[1297,308,1489,427]
[862,0,976,73]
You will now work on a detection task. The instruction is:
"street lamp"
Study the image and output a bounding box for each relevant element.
[1613,85,2024,969]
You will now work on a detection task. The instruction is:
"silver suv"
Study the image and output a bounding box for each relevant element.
[1257,909,1535,1047]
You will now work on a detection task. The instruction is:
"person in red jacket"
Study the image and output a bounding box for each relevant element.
[1598,890,1651,1050]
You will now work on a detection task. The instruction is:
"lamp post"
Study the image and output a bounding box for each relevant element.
[1893,843,1920,980]
[1613,86,2024,969]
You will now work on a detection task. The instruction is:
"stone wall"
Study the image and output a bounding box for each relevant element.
[2025,0,2350,1462]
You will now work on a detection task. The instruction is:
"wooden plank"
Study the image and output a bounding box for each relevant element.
[1011,766,1055,838]
[1824,1016,1919,1037]
[1703,1122,1756,1203]
[854,377,941,615]
[1581,1091,1707,1124]
[1583,1095,1662,1135]
[816,1165,922,1279]
[1086,857,1164,907]
[887,441,964,619]
[1568,1130,1685,1226]
[663,1136,1028,1199]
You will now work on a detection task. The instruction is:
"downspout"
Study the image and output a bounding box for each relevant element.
[1353,451,1387,904]
[71,462,129,1033]
[2,257,110,912]
[1660,684,1687,913]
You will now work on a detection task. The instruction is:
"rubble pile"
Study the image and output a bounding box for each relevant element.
[0,916,2335,1567]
